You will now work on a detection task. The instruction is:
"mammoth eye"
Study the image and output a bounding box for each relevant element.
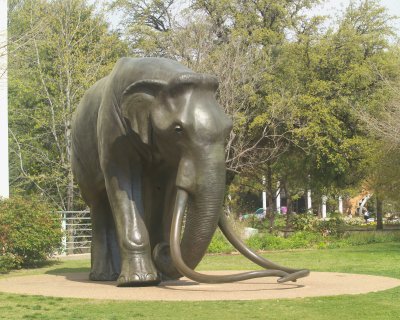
[174,124,183,134]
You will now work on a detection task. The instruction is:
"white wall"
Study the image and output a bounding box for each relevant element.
[0,0,9,198]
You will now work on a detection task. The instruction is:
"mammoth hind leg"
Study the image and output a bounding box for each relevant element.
[89,192,121,281]
[218,214,309,282]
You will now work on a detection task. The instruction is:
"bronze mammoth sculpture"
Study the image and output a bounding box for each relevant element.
[71,57,309,287]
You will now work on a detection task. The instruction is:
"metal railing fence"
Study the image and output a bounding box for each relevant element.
[57,210,91,255]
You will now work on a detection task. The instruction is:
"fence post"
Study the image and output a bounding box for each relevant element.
[61,211,67,255]
[57,210,92,255]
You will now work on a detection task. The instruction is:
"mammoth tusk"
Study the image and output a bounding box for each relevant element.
[218,214,310,282]
[170,188,307,283]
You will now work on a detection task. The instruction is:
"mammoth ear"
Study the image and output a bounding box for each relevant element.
[121,79,167,144]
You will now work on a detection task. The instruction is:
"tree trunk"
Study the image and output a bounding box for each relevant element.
[67,170,74,211]
[65,109,74,211]
[266,163,275,233]
[376,196,383,230]
[281,182,291,238]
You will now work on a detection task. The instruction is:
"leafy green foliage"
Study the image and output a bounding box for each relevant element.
[8,0,128,209]
[315,217,346,237]
[290,213,346,237]
[8,0,400,219]
[214,229,400,253]
[341,231,400,246]
[290,213,318,232]
[0,254,18,274]
[207,213,400,254]
[207,230,234,254]
[246,231,325,250]
[0,197,62,271]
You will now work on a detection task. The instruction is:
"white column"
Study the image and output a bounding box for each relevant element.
[276,181,281,213]
[0,0,9,199]
[338,196,343,214]
[307,189,312,212]
[322,195,327,219]
[262,176,267,217]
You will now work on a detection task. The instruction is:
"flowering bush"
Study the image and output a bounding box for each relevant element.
[291,213,346,237]
[343,216,364,226]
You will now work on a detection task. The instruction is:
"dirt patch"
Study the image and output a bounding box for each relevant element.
[0,271,399,301]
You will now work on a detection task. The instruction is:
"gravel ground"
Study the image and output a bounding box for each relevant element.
[1,271,399,301]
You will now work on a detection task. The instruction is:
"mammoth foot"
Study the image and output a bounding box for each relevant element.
[117,253,160,287]
[89,271,119,281]
[117,273,160,287]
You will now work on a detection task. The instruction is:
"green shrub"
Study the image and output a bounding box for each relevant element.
[0,253,19,273]
[245,231,325,251]
[290,213,318,232]
[315,217,346,237]
[242,215,265,229]
[287,232,323,248]
[246,233,269,250]
[206,217,400,255]
[207,229,400,254]
[342,231,400,245]
[343,216,364,226]
[0,196,62,270]
[272,215,287,230]
[207,230,234,254]
[291,214,346,238]
[263,233,286,249]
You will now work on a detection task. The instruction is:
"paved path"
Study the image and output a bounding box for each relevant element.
[0,271,399,301]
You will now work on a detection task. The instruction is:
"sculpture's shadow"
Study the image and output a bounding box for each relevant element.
[159,280,304,292]
[45,268,304,291]
[46,268,116,287]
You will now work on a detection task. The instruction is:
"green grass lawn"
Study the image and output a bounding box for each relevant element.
[0,243,399,319]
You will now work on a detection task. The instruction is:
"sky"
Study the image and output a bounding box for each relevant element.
[320,0,400,16]
[312,0,400,33]
[105,0,400,34]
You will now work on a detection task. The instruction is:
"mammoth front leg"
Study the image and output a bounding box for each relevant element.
[104,160,160,287]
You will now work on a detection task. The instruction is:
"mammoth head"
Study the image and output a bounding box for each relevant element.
[120,72,220,146]
[118,70,309,285]
[120,72,231,279]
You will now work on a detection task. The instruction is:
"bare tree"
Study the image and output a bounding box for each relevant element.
[359,79,400,147]
[8,0,126,209]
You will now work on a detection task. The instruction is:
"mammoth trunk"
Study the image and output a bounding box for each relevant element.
[179,162,226,270]
[169,158,311,284]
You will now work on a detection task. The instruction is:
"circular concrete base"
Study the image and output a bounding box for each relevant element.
[0,271,399,301]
